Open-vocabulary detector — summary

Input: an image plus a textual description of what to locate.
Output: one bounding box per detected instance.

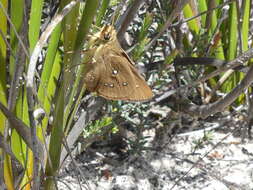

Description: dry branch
[180,48,253,118]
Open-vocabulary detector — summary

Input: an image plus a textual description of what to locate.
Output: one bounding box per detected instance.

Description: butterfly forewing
[84,25,153,101]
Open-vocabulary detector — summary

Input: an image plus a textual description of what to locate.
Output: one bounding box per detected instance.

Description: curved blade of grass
[4,155,14,190]
[44,83,64,189]
[37,9,62,105]
[37,24,62,129]
[20,150,33,190]
[36,22,62,190]
[62,1,80,61]
[208,3,224,59]
[241,0,250,52]
[41,51,62,135]
[222,1,238,92]
[0,0,8,134]
[197,0,207,26]
[26,0,80,90]
[29,0,44,51]
[61,0,81,128]
[237,0,249,103]
[183,3,199,34]
[198,0,224,59]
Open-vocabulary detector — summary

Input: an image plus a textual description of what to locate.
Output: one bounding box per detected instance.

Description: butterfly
[84,25,153,101]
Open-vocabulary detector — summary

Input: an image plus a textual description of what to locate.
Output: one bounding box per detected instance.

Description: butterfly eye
[104,33,111,40]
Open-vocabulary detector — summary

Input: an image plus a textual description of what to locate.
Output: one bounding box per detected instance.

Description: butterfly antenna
[85,24,101,40]
[111,12,116,26]
[111,2,123,27]
[112,1,127,30]
[65,50,74,54]
[92,24,102,31]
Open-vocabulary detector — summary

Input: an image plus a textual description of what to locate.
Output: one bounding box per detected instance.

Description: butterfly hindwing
[84,25,153,101]
[96,49,152,101]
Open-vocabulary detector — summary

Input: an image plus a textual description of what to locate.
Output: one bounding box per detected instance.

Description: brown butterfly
[84,25,153,101]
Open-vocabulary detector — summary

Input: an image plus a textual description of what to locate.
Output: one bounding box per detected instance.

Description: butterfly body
[84,25,153,101]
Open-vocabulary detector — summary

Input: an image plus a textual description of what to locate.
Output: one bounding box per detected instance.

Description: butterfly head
[99,25,117,41]
[89,25,117,48]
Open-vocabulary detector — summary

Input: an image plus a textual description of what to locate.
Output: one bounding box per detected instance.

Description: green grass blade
[4,155,15,190]
[38,24,62,106]
[0,0,8,135]
[227,2,237,61]
[198,0,207,27]
[241,0,250,52]
[44,83,64,189]
[183,3,199,34]
[222,2,238,93]
[9,0,24,76]
[96,0,110,26]
[29,0,44,50]
[41,51,62,135]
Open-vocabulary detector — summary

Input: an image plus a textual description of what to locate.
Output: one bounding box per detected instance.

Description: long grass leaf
[96,0,110,26]
[38,24,62,106]
[183,3,199,34]
[222,1,238,93]
[29,0,44,51]
[0,0,8,134]
[241,0,250,52]
[4,155,14,190]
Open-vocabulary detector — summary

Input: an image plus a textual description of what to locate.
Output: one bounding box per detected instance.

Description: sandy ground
[59,113,253,190]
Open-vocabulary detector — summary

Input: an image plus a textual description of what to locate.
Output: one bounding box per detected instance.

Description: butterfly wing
[84,61,101,92]
[95,49,153,101]
[84,25,153,101]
